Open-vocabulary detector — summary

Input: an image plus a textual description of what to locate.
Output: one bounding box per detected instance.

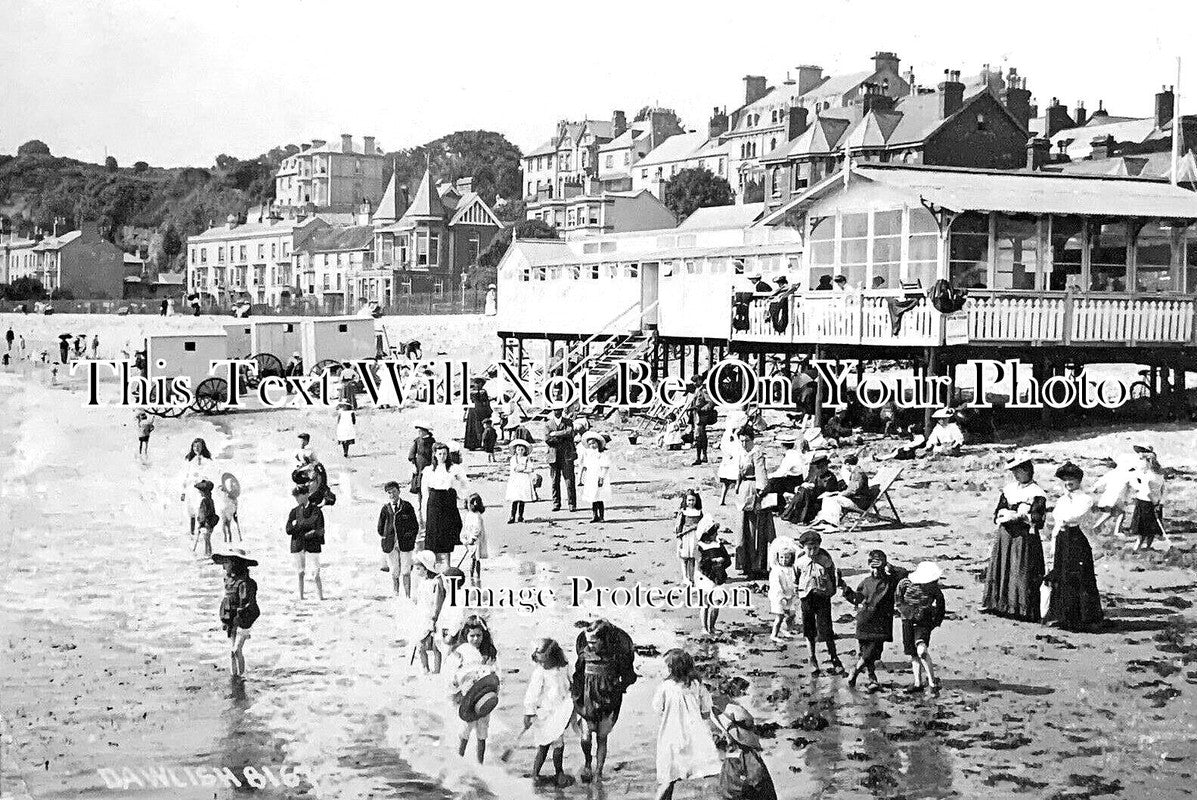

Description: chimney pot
[341,134,353,153]
[363,136,376,155]
[743,75,769,106]
[1156,86,1175,129]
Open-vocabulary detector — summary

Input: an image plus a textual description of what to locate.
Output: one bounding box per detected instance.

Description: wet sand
[3,315,1197,799]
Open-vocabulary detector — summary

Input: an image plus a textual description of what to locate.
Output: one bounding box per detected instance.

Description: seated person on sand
[821,410,863,447]
[780,452,845,524]
[657,416,688,451]
[922,408,964,455]
[761,434,811,500]
[813,454,881,528]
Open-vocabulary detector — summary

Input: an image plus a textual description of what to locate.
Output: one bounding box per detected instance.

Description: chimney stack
[1026,137,1050,170]
[1156,85,1175,129]
[904,67,916,95]
[612,110,627,138]
[872,51,900,76]
[364,136,376,155]
[787,106,810,141]
[1090,134,1117,160]
[744,75,769,105]
[862,82,897,115]
[795,65,823,95]
[454,177,474,194]
[1002,74,1032,133]
[708,107,730,138]
[1074,101,1088,127]
[1045,98,1075,138]
[341,134,354,153]
[938,70,965,119]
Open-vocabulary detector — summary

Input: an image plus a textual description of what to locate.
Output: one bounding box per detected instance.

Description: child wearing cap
[896,561,946,695]
[841,550,907,691]
[794,530,845,675]
[214,548,259,678]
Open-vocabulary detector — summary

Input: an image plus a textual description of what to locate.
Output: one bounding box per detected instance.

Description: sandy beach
[4,312,1197,800]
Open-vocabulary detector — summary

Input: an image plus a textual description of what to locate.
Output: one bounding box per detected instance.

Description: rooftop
[297,225,376,254]
[677,203,766,230]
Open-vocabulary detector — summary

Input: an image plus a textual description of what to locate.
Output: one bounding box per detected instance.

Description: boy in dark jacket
[286,487,325,600]
[481,418,498,462]
[195,479,219,557]
[896,561,946,695]
[841,550,908,691]
[408,423,435,523]
[378,480,420,598]
[213,548,259,678]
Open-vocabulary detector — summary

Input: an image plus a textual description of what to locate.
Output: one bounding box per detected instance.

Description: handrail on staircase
[546,298,660,377]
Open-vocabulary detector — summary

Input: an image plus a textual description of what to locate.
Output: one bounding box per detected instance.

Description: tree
[662,167,734,221]
[105,156,118,173]
[5,276,46,300]
[384,130,523,207]
[160,223,183,268]
[470,218,558,287]
[17,140,51,157]
[133,161,149,174]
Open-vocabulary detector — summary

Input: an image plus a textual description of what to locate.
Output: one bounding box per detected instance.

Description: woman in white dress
[578,432,613,523]
[179,438,215,537]
[717,410,747,505]
[505,440,535,523]
[653,648,721,800]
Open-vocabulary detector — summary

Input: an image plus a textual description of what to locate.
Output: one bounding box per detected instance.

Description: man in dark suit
[378,481,420,598]
[544,409,577,512]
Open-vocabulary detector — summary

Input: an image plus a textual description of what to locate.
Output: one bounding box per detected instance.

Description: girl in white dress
[505,440,535,523]
[522,638,576,788]
[717,410,746,505]
[335,402,357,457]
[460,493,488,586]
[578,432,613,523]
[673,490,707,584]
[179,438,215,537]
[652,649,721,800]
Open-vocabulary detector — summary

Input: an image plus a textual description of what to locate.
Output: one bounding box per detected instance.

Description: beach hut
[143,332,231,416]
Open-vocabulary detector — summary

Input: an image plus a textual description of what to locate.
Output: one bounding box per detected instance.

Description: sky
[2,0,1195,167]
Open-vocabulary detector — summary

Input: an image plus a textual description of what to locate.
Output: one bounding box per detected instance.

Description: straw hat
[412,421,431,432]
[510,439,531,453]
[715,704,762,750]
[1132,444,1155,454]
[809,450,830,465]
[931,407,956,420]
[909,561,942,584]
[212,546,258,567]
[581,431,605,447]
[1005,455,1034,471]
[413,550,439,573]
[457,673,500,722]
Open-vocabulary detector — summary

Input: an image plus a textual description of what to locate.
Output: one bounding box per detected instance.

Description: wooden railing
[735,289,1197,347]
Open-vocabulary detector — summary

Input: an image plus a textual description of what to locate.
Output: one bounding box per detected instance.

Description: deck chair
[844,465,905,534]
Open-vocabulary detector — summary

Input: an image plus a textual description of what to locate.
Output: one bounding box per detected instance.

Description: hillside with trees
[0,131,524,276]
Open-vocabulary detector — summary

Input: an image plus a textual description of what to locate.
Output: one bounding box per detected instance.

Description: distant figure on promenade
[5,327,13,351]
[58,334,70,364]
[160,299,168,316]
[213,547,259,679]
[545,409,577,513]
[982,456,1046,622]
[484,284,497,316]
[90,335,99,359]
[134,410,154,460]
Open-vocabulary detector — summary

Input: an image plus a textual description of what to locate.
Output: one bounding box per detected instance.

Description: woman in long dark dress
[421,442,469,567]
[734,427,775,580]
[1043,462,1104,631]
[982,456,1046,621]
[463,379,493,451]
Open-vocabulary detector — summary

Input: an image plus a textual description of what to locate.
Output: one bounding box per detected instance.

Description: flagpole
[1172,56,1182,186]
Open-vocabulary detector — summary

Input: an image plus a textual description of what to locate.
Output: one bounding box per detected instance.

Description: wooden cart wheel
[145,384,187,418]
[248,352,285,388]
[194,377,229,415]
[307,359,342,398]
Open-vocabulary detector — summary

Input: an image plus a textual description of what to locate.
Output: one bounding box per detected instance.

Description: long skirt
[424,487,462,553]
[1043,526,1103,631]
[780,487,821,524]
[982,523,1045,622]
[1130,500,1164,546]
[736,509,775,579]
[463,407,488,450]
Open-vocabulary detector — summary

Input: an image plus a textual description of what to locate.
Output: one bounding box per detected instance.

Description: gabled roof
[762,115,854,162]
[1050,117,1156,160]
[373,171,409,225]
[762,163,1197,225]
[400,169,446,222]
[525,139,556,159]
[449,192,504,228]
[841,110,902,150]
[637,132,709,167]
[677,203,766,230]
[298,225,375,254]
[600,125,647,151]
[32,230,83,251]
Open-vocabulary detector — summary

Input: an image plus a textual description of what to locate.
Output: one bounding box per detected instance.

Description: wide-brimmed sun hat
[909,561,942,584]
[1005,455,1034,471]
[1055,462,1084,481]
[809,450,830,464]
[510,439,531,453]
[581,431,605,447]
[1133,444,1155,454]
[212,546,258,567]
[412,420,431,432]
[413,550,439,573]
[931,407,956,419]
[715,704,762,750]
[458,673,500,722]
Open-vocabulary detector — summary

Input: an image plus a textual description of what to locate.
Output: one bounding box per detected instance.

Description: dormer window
[976,113,987,131]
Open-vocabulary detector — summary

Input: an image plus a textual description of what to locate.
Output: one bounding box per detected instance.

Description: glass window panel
[809,217,835,241]
[840,239,867,266]
[873,236,901,265]
[1049,217,1084,291]
[1090,222,1128,291]
[810,240,835,267]
[994,215,1039,290]
[907,261,937,289]
[1135,222,1174,292]
[949,214,990,288]
[841,213,868,238]
[873,210,902,236]
[909,208,939,234]
[909,234,938,263]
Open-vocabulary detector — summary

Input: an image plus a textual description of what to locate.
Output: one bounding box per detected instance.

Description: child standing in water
[523,638,576,788]
[213,547,259,678]
[695,525,731,635]
[448,615,499,764]
[195,480,219,557]
[460,493,489,586]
